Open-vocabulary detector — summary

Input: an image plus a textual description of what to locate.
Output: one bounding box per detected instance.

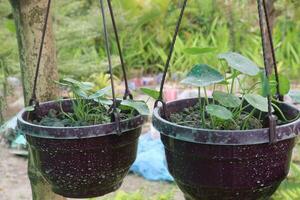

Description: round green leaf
[181,64,224,87]
[121,99,150,116]
[218,52,260,76]
[183,47,216,55]
[140,88,160,100]
[244,94,270,112]
[206,104,233,120]
[213,91,242,108]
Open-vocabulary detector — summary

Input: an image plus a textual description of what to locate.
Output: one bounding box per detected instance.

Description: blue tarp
[130,133,174,182]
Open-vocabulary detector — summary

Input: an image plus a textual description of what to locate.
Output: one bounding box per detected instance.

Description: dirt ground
[0,144,184,200]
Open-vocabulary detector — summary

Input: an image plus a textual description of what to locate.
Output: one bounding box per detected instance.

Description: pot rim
[153,98,300,145]
[18,99,147,139]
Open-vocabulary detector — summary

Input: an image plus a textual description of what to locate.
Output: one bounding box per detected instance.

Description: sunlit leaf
[213,91,241,108]
[121,99,150,115]
[183,47,216,55]
[89,86,111,99]
[80,82,95,90]
[244,94,270,112]
[218,52,260,76]
[5,20,16,33]
[181,64,224,87]
[140,88,160,100]
[206,104,233,120]
[63,77,81,85]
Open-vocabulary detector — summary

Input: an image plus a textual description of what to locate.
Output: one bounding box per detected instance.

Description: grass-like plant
[28,78,149,127]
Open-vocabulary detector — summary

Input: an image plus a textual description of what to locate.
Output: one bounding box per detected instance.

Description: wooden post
[9,0,65,199]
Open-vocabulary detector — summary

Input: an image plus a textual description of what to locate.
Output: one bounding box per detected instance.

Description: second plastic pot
[153,98,300,200]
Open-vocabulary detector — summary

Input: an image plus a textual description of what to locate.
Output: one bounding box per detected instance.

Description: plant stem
[204,87,215,128]
[230,70,236,94]
[271,103,289,122]
[242,109,256,130]
[203,87,209,104]
[198,87,206,128]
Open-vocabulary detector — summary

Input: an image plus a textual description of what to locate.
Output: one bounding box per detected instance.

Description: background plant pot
[153,98,300,200]
[17,99,147,198]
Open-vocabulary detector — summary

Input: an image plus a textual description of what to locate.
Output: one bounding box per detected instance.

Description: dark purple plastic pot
[153,98,300,200]
[17,99,147,198]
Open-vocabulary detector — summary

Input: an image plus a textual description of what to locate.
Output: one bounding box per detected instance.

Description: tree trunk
[9,0,65,199]
[9,0,59,105]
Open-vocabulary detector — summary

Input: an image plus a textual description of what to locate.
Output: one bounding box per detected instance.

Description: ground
[0,144,184,200]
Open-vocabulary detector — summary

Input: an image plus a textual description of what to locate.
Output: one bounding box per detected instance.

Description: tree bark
[9,0,59,105]
[9,0,65,199]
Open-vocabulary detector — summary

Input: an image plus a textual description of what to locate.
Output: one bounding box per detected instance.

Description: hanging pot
[153,98,300,200]
[17,99,147,198]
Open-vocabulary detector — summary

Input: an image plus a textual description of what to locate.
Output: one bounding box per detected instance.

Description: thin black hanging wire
[154,0,188,111]
[106,0,132,100]
[261,0,282,101]
[29,0,52,106]
[257,0,278,143]
[99,0,121,134]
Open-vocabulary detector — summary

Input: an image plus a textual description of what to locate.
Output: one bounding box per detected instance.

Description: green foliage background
[1,0,300,81]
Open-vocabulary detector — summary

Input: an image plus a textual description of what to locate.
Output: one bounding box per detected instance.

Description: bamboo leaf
[140,88,160,100]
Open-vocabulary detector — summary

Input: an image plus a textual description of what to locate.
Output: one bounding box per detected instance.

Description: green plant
[28,77,149,127]
[148,52,297,130]
[272,163,300,200]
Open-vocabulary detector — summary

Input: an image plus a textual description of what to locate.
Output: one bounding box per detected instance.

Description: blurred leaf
[93,98,113,105]
[73,88,88,98]
[121,100,150,115]
[206,104,233,120]
[218,52,260,76]
[261,72,270,97]
[140,87,160,100]
[181,64,224,87]
[244,94,270,112]
[5,20,16,33]
[289,91,300,104]
[270,75,290,96]
[213,91,241,108]
[183,47,216,55]
[25,106,35,112]
[89,86,111,99]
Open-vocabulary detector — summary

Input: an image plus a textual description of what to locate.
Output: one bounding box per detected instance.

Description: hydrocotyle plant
[147,52,297,130]
[27,78,149,127]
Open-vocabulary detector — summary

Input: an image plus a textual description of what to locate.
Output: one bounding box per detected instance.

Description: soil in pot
[169,101,292,130]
